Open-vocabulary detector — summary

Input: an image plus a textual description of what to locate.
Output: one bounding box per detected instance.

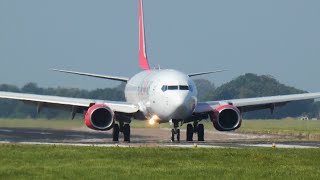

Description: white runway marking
[0,141,318,149]
[240,144,318,149]
[24,131,52,135]
[163,144,224,148]
[66,135,86,138]
[17,142,130,148]
[0,129,14,133]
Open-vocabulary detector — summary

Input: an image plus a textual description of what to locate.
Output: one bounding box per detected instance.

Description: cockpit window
[179,85,189,90]
[168,86,179,90]
[162,85,191,91]
[161,85,168,92]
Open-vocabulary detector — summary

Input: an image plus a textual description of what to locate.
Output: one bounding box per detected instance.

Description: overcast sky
[0,0,320,92]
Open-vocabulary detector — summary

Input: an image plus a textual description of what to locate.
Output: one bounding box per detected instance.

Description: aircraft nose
[169,92,195,119]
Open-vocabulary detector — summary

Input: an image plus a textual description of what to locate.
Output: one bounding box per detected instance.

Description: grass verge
[0,144,319,179]
[237,119,320,140]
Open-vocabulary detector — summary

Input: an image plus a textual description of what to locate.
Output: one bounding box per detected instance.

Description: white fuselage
[125,69,198,122]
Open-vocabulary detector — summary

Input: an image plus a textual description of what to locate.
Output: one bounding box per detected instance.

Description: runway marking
[76,139,108,142]
[16,142,130,148]
[24,131,52,135]
[1,141,318,149]
[240,144,319,149]
[0,129,14,133]
[163,144,225,148]
[66,135,86,138]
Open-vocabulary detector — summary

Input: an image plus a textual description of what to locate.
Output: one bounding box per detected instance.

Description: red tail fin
[139,0,150,70]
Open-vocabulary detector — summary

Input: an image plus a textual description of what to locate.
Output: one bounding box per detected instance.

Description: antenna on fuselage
[152,65,161,70]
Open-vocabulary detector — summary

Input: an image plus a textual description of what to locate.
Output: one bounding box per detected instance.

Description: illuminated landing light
[149,119,155,125]
[149,115,159,125]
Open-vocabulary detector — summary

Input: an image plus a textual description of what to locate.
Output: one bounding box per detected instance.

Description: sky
[0,0,320,92]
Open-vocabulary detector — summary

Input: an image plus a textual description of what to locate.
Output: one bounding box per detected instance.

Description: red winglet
[139,0,150,70]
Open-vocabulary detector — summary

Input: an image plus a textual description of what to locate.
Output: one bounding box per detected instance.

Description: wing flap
[0,91,139,113]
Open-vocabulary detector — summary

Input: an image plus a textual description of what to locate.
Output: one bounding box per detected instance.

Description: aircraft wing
[0,91,139,114]
[52,69,129,82]
[194,92,320,113]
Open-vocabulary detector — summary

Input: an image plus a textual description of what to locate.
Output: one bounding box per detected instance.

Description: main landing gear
[186,121,204,142]
[170,120,205,142]
[112,122,131,142]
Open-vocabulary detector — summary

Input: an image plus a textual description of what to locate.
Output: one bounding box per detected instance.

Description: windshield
[161,85,190,92]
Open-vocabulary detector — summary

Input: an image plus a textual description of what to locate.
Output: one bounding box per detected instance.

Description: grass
[0,144,319,179]
[237,119,320,140]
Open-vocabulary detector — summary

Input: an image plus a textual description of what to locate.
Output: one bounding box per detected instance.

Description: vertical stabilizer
[139,0,150,70]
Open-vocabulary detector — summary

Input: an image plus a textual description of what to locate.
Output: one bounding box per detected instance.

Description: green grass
[0,144,319,180]
[237,119,320,140]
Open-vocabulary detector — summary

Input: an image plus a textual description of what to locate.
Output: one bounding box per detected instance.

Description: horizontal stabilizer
[52,69,129,82]
[188,70,226,77]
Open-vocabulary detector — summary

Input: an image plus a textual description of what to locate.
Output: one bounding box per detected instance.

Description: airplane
[1,0,320,142]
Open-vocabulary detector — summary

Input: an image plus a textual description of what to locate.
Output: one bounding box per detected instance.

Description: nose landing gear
[171,119,181,142]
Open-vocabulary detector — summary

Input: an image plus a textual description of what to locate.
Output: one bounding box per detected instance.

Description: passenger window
[179,85,189,90]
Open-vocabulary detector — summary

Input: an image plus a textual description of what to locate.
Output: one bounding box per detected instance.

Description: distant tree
[209,73,313,119]
[0,82,124,119]
[0,84,20,92]
[0,75,318,119]
[22,83,43,94]
[193,79,215,101]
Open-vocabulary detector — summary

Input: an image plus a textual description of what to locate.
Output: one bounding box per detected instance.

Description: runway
[0,127,319,148]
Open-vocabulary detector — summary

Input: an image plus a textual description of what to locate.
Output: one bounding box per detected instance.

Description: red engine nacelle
[210,105,242,131]
[85,104,114,131]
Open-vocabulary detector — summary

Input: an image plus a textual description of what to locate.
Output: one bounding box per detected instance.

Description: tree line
[0,73,318,119]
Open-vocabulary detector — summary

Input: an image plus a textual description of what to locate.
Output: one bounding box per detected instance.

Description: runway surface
[0,127,319,148]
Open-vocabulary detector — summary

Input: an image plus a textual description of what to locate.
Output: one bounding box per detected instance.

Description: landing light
[148,115,159,125]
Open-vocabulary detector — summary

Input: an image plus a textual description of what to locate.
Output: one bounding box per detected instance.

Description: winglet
[139,0,150,70]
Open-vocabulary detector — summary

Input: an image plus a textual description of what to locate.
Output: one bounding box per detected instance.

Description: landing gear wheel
[186,124,193,142]
[171,120,181,142]
[123,124,131,142]
[197,124,204,141]
[171,129,175,142]
[176,129,180,142]
[112,124,120,142]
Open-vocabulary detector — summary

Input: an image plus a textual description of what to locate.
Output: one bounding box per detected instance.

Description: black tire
[123,124,131,142]
[176,129,180,142]
[171,129,175,142]
[186,124,193,142]
[197,124,204,141]
[112,124,120,142]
